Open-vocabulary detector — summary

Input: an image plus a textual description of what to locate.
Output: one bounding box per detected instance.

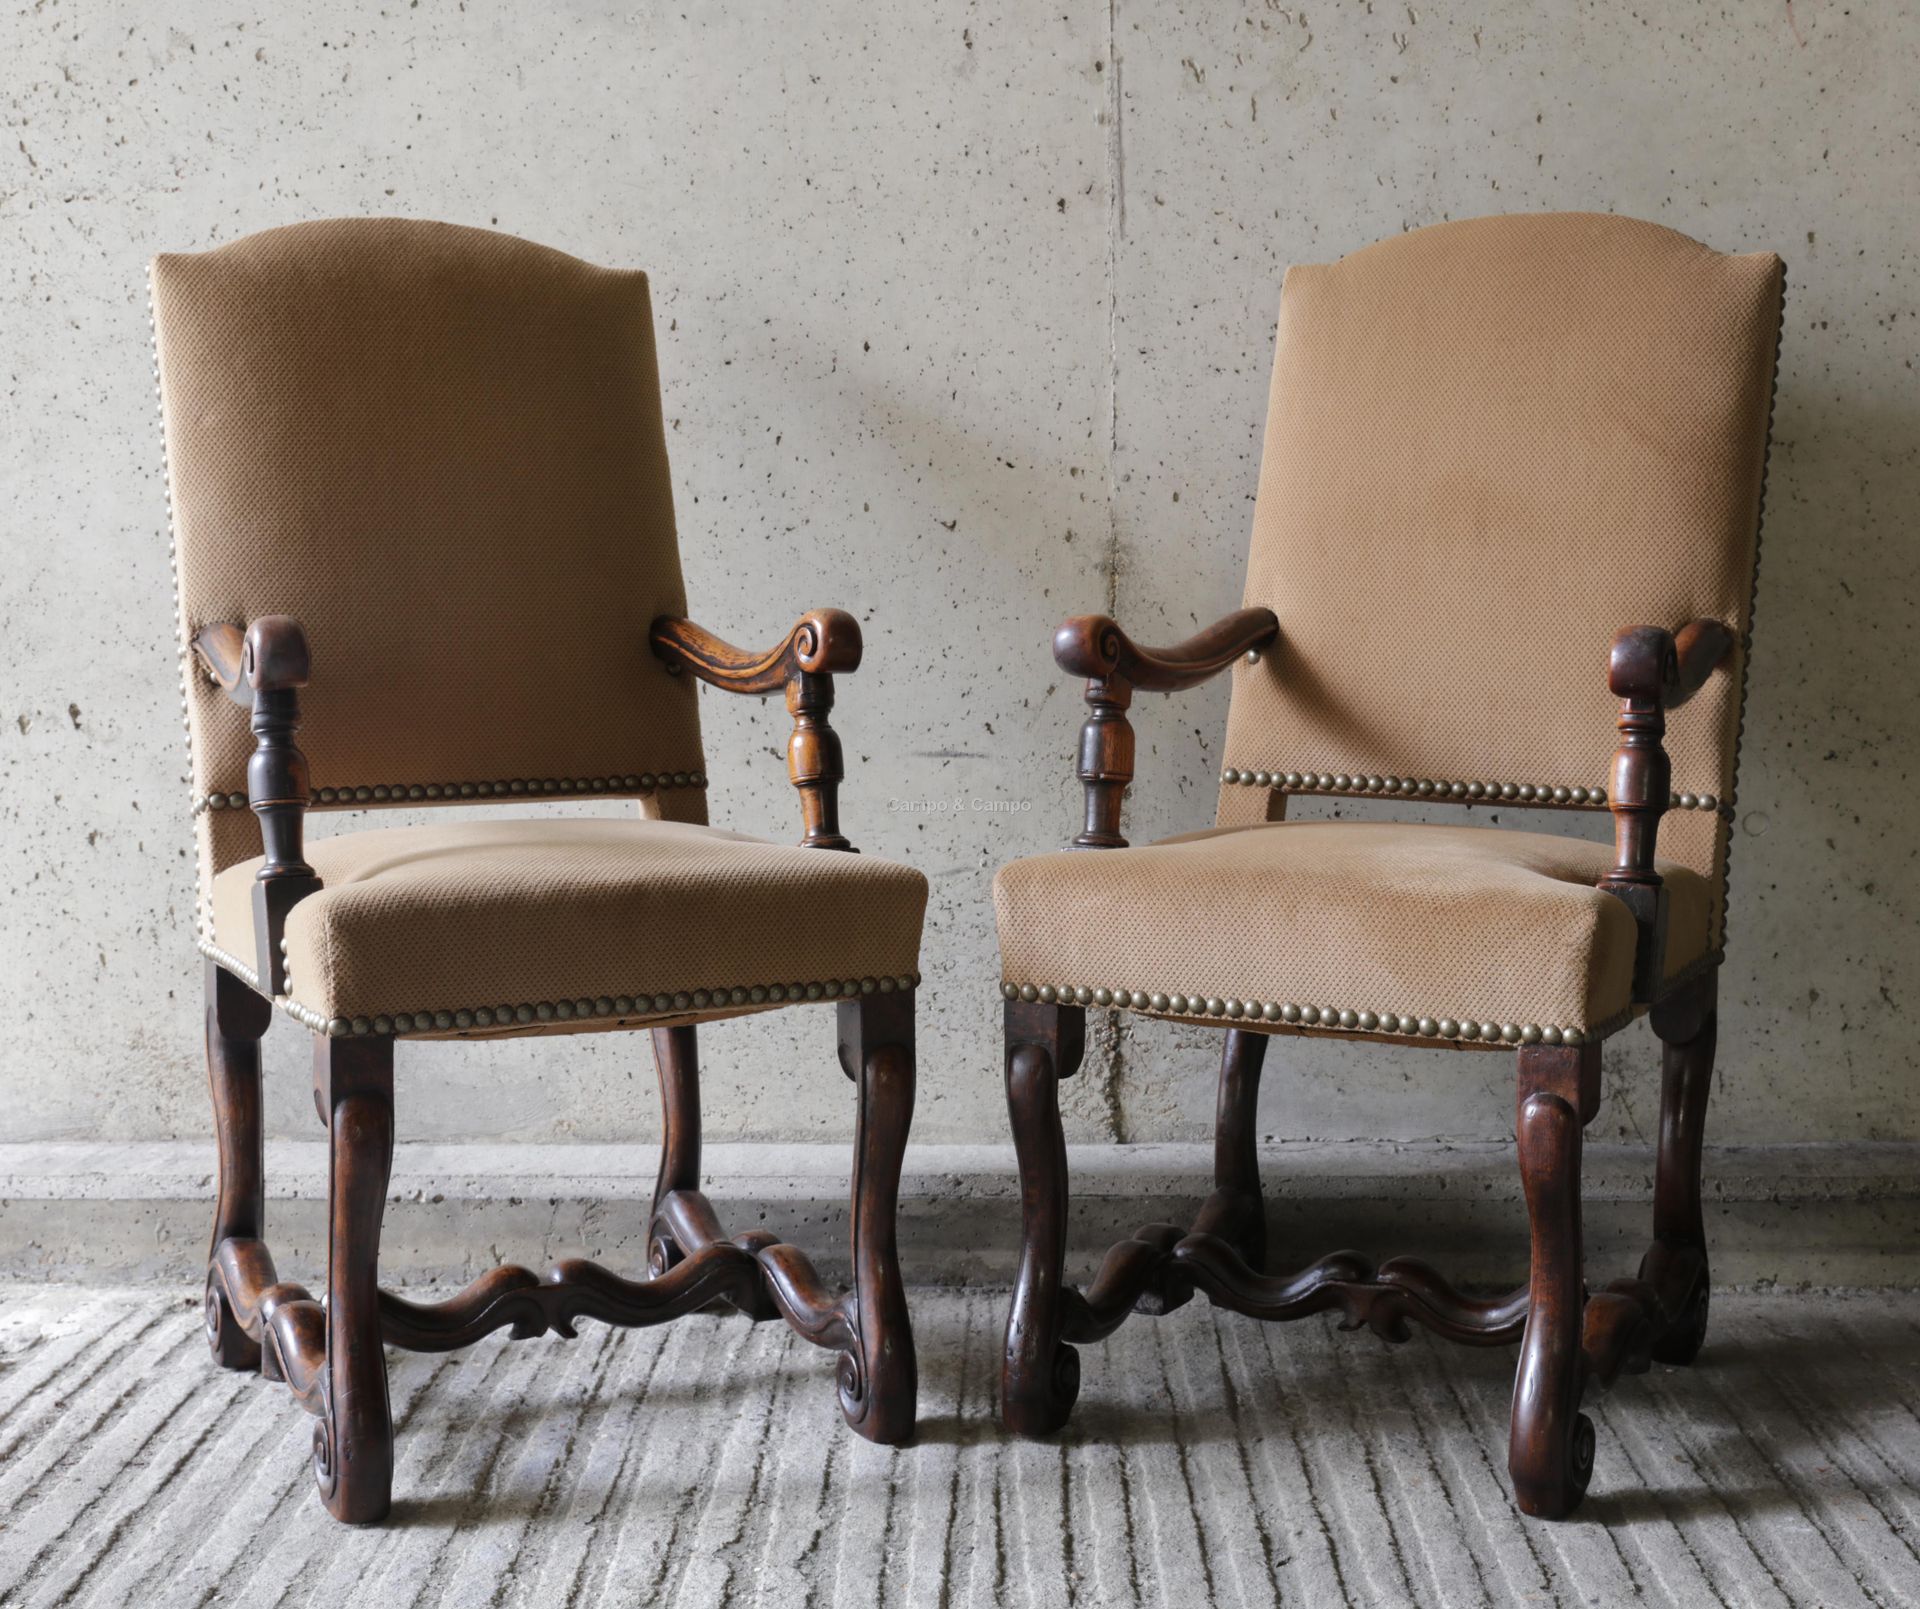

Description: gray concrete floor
[1,1288,1917,1607]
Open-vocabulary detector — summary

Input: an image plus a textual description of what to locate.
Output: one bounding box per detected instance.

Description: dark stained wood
[1052,607,1280,692]
[834,990,918,1443]
[649,608,862,692]
[1053,608,1278,850]
[1645,971,1719,1364]
[1068,672,1135,850]
[225,1029,394,1523]
[202,993,926,1516]
[1600,668,1673,998]
[1001,1000,1086,1435]
[1608,619,1736,711]
[786,671,851,851]
[1192,1029,1269,1272]
[1060,1221,1528,1350]
[648,1025,701,1278]
[190,621,248,701]
[377,1244,786,1350]
[315,1032,395,1524]
[1509,1047,1595,1520]
[1600,618,1734,1001]
[1517,1038,1603,1128]
[250,619,320,993]
[191,617,321,992]
[646,1024,776,1339]
[650,610,861,849]
[204,958,273,1368]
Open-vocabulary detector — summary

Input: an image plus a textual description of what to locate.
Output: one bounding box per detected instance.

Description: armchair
[153,218,923,1523]
[992,212,1784,1519]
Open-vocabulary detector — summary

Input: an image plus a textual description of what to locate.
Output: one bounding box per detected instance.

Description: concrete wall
[3,1,1914,1154]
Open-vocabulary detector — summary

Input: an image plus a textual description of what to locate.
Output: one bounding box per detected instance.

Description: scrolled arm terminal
[650,609,864,850]
[1054,608,1279,692]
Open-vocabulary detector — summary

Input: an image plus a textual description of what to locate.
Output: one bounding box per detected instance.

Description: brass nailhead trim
[198,773,707,815]
[1222,770,1612,806]
[1001,980,1584,1046]
[1219,769,1731,815]
[199,942,916,1037]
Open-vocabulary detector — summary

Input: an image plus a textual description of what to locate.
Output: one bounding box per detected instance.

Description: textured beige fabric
[994,822,1711,1039]
[152,219,707,896]
[1218,213,1783,945]
[212,819,926,1030]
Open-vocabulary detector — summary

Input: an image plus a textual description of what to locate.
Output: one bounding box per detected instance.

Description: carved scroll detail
[375,1238,818,1352]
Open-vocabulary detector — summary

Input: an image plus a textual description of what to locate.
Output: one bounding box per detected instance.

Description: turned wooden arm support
[1053,607,1279,849]
[190,616,319,995]
[1600,619,1736,1000]
[650,610,863,851]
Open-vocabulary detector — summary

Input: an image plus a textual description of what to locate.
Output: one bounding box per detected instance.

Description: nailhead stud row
[1001,981,1584,1046]
[201,773,706,812]
[275,972,921,1037]
[1221,769,1728,813]
[150,272,201,801]
[1223,770,1611,805]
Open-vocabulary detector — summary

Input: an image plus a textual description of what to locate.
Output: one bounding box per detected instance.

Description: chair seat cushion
[210,818,926,1037]
[993,821,1712,1045]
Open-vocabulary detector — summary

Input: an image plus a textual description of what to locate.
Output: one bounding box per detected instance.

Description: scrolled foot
[1513,1410,1595,1520]
[1003,1334,1081,1438]
[204,1267,261,1371]
[834,1311,917,1446]
[1650,1267,1710,1366]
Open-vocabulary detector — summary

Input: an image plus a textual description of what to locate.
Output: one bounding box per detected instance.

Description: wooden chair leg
[1509,1041,1598,1519]
[1645,974,1718,1364]
[836,991,918,1444]
[649,1024,779,1319]
[315,1033,395,1525]
[204,959,273,1369]
[1001,1000,1086,1437]
[647,1025,701,1277]
[1191,1029,1269,1272]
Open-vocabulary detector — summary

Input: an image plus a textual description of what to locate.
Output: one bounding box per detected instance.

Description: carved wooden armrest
[1599,619,1736,1000]
[190,616,319,994]
[649,610,863,851]
[1052,608,1280,849]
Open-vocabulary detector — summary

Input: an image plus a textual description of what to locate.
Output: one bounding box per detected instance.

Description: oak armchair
[993,212,1784,1519]
[153,218,923,1523]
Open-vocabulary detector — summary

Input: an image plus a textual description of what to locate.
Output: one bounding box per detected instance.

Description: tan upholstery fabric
[211,819,926,1033]
[994,822,1712,1041]
[152,219,708,899]
[1218,214,1783,945]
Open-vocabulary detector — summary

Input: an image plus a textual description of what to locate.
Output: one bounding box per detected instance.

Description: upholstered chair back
[1217,212,1784,944]
[152,219,708,906]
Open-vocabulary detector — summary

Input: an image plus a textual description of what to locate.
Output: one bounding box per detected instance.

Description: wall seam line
[1097,0,1129,1141]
